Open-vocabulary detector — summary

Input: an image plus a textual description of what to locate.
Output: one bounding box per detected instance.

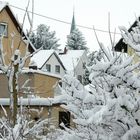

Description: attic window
[55,65,60,73]
[46,64,51,72]
[0,23,7,37]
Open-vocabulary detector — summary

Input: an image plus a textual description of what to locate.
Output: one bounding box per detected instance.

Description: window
[77,75,82,83]
[46,64,51,72]
[83,62,86,69]
[59,111,70,129]
[34,116,39,121]
[58,81,62,87]
[55,65,60,73]
[0,23,7,37]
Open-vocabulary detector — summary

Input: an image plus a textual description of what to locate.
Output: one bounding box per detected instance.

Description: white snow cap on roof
[0,96,66,106]
[31,50,54,68]
[59,50,85,71]
[0,1,7,11]
[22,68,61,79]
[0,70,3,73]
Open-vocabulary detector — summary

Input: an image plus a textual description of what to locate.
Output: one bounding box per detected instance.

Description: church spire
[70,8,76,33]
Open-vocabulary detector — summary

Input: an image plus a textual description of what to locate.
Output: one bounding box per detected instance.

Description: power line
[10,4,121,35]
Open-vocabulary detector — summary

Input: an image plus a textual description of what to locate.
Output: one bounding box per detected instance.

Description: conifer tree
[29,24,60,50]
[66,28,87,50]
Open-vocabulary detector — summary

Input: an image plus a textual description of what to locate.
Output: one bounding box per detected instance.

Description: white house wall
[41,54,66,77]
[75,52,88,83]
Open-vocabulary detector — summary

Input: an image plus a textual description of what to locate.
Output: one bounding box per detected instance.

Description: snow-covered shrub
[0,113,50,140]
[59,20,140,139]
[59,49,140,139]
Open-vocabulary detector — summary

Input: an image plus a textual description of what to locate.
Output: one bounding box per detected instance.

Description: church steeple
[70,9,76,33]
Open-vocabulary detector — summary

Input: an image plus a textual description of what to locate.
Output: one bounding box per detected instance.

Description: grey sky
[8,0,140,51]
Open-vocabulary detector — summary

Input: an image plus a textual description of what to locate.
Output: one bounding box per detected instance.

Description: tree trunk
[12,54,19,126]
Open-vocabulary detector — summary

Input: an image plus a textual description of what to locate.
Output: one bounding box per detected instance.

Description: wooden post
[12,54,19,126]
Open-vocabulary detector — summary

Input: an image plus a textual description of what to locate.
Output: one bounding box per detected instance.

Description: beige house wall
[33,73,60,98]
[128,45,140,64]
[0,72,74,129]
[18,73,34,97]
[0,73,9,98]
[0,73,34,98]
[0,72,60,98]
[0,105,73,129]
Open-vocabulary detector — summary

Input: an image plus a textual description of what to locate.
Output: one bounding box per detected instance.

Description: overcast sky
[7,0,140,51]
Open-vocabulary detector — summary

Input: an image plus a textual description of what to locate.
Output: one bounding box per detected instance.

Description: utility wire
[10,4,121,35]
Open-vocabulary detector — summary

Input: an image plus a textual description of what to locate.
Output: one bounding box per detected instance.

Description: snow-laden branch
[59,39,140,139]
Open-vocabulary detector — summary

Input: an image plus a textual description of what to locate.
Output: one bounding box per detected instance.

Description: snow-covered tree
[83,51,103,85]
[60,51,140,140]
[66,28,87,50]
[29,24,60,50]
[58,20,140,140]
[0,108,49,140]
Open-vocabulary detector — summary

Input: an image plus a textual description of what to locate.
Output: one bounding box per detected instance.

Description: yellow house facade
[0,69,61,98]
[115,17,140,63]
[20,69,61,98]
[0,2,35,66]
[0,69,73,129]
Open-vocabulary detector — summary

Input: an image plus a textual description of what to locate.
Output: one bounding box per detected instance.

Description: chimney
[59,47,68,55]
[64,47,67,54]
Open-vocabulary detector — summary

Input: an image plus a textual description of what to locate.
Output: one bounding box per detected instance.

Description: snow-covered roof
[84,84,92,92]
[31,49,86,71]
[59,50,85,71]
[0,70,3,73]
[0,96,67,106]
[0,1,7,11]
[31,50,54,68]
[22,68,61,79]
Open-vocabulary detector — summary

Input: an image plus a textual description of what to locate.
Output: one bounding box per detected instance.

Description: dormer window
[0,23,8,37]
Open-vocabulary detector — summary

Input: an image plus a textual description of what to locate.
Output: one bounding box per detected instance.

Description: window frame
[0,22,8,37]
[55,65,60,73]
[46,64,51,72]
